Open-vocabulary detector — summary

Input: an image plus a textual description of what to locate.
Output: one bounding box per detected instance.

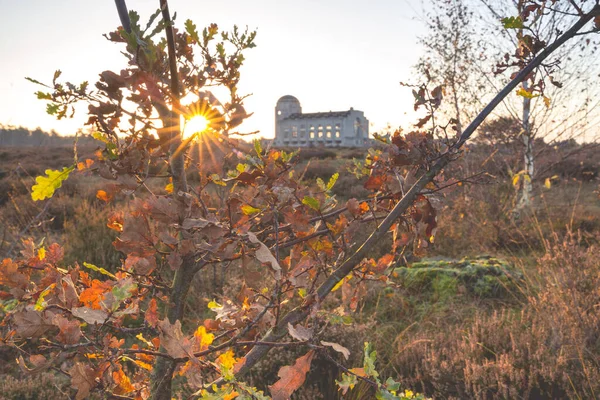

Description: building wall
[273,97,369,148]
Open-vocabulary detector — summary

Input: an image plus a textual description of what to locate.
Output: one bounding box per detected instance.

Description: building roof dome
[277,95,300,104]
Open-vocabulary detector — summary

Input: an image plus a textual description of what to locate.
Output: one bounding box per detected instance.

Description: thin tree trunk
[516,80,534,212]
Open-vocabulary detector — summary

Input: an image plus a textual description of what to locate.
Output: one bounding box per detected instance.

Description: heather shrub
[391,233,600,399]
[62,199,122,270]
[0,372,71,400]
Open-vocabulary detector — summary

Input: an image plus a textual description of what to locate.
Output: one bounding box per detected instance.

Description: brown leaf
[346,198,361,217]
[287,323,312,341]
[54,315,82,344]
[13,309,53,338]
[167,252,183,271]
[269,350,315,400]
[71,307,109,325]
[321,341,350,360]
[247,232,282,279]
[69,362,97,400]
[158,319,192,359]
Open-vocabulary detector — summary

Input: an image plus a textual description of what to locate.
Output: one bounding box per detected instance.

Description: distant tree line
[0,125,97,147]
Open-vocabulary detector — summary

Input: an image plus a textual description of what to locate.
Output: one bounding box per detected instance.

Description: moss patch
[393,255,522,299]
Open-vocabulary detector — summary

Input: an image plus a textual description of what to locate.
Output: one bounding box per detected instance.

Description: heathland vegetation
[1,1,600,399]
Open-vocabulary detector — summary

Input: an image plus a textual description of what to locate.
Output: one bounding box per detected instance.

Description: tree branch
[223,2,600,384]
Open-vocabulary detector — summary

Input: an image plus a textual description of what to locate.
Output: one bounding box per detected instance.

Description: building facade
[273,95,369,147]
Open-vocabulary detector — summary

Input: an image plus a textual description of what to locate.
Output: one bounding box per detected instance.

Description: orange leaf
[96,189,113,202]
[269,350,315,400]
[112,367,135,395]
[79,279,112,310]
[145,298,159,328]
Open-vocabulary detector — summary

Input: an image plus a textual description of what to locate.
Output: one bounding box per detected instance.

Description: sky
[0,0,427,139]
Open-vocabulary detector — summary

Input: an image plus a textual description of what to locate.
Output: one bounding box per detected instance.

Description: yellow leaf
[512,174,520,186]
[208,300,222,310]
[31,166,74,201]
[516,88,537,99]
[165,181,173,194]
[37,247,46,260]
[543,96,551,108]
[194,326,214,349]
[217,350,236,370]
[83,262,117,280]
[136,333,154,348]
[223,391,239,400]
[34,283,55,311]
[544,178,551,189]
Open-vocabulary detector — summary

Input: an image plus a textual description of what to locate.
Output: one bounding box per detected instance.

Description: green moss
[393,255,521,299]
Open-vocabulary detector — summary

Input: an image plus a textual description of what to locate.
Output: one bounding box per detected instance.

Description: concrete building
[273,95,369,147]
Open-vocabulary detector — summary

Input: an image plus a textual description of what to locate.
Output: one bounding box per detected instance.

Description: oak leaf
[321,341,350,360]
[269,350,315,400]
[145,298,159,328]
[54,315,82,344]
[287,323,312,341]
[158,319,192,359]
[13,309,53,338]
[71,307,109,325]
[69,362,97,400]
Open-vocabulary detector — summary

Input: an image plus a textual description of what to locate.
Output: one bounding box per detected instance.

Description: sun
[182,115,209,139]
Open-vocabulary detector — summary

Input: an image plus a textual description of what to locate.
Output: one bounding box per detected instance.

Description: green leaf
[83,262,117,280]
[31,166,74,201]
[35,91,52,100]
[327,172,339,190]
[241,204,261,215]
[25,77,44,86]
[112,281,137,305]
[316,177,327,192]
[184,19,200,43]
[46,103,59,115]
[363,342,379,379]
[144,8,162,34]
[253,138,262,158]
[336,373,358,395]
[92,131,110,144]
[52,70,62,83]
[302,196,320,211]
[501,16,524,29]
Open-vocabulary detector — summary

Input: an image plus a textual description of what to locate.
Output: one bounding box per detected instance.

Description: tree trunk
[516,80,534,212]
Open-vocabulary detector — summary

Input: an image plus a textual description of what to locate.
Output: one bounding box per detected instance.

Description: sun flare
[182,115,209,139]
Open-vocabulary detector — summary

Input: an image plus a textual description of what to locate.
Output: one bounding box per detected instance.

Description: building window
[326,125,332,130]
[310,132,315,139]
[300,128,306,137]
[318,131,323,138]
[326,131,332,138]
[284,128,289,138]
[310,125,315,131]
[335,131,340,138]
[318,125,323,131]
[335,123,340,129]
[292,125,298,138]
